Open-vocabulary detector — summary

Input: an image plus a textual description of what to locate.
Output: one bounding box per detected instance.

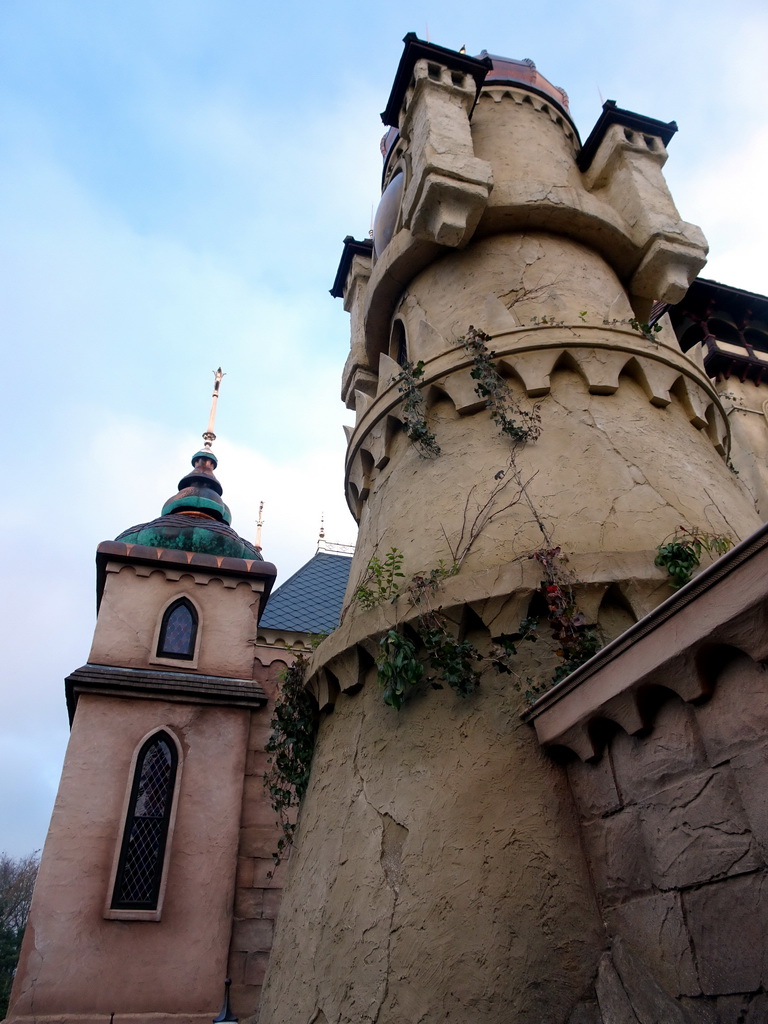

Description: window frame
[104,728,182,922]
[151,594,202,669]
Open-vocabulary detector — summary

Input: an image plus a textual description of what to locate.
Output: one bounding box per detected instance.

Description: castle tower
[257,37,764,1023]
[7,381,283,1024]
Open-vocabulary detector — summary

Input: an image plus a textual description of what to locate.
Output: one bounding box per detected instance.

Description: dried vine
[362,323,604,708]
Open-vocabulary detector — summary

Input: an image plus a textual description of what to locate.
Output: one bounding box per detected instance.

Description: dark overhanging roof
[578,99,677,172]
[330,236,373,299]
[259,550,353,634]
[380,33,492,129]
[673,277,768,318]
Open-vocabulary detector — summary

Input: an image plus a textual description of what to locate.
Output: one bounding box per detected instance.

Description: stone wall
[567,649,768,1022]
[227,650,292,1020]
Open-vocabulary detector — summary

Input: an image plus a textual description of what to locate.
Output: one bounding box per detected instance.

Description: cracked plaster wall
[717,378,768,519]
[261,65,762,1021]
[262,241,762,1024]
[258,663,604,1024]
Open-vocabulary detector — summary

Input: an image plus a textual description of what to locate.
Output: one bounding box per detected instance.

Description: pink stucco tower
[6,439,283,1024]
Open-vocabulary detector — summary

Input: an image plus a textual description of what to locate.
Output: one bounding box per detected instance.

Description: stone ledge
[305,552,669,711]
[65,663,268,723]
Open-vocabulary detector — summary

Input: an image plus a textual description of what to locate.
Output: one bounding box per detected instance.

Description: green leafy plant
[655,526,733,589]
[418,617,482,698]
[490,618,539,674]
[263,654,317,868]
[308,631,330,649]
[377,630,424,709]
[393,359,441,458]
[600,315,663,342]
[460,326,542,443]
[353,547,405,609]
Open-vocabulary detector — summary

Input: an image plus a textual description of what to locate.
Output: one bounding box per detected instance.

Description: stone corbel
[398,59,493,248]
[629,234,708,308]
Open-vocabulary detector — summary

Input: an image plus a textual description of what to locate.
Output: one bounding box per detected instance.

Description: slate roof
[259,550,353,634]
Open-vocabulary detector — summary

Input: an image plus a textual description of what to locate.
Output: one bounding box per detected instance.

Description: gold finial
[202,367,225,450]
[255,501,264,551]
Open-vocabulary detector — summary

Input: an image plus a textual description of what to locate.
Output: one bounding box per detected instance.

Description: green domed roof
[117,513,262,560]
[116,447,262,561]
[161,450,232,523]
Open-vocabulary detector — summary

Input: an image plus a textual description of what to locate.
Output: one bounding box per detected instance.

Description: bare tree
[0,851,39,1017]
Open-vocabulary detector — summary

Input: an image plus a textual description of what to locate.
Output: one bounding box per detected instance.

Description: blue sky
[1,0,767,856]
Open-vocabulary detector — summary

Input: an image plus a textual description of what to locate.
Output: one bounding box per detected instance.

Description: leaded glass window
[111,732,178,910]
[157,598,197,660]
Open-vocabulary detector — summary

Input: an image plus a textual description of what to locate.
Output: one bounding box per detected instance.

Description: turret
[257,36,763,1024]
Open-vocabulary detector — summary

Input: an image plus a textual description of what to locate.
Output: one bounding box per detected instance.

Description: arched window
[390,320,408,367]
[111,731,178,911]
[156,598,198,660]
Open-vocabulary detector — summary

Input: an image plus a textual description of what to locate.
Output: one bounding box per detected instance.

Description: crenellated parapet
[334,38,708,379]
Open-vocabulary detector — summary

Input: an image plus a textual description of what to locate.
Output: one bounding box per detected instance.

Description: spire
[161,367,231,523]
[115,367,264,560]
[255,501,264,552]
[202,367,225,451]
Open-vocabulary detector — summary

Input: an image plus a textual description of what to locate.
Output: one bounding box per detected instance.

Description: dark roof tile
[259,551,353,633]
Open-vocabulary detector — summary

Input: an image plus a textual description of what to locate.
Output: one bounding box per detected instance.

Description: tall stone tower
[257,36,763,1023]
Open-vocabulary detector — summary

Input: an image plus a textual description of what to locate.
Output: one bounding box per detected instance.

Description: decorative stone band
[65,663,268,725]
[477,85,579,151]
[345,328,729,521]
[301,549,670,713]
[96,540,277,611]
[522,521,768,761]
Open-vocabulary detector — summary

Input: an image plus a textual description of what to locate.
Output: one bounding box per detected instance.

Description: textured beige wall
[8,695,249,1023]
[89,564,262,678]
[258,665,603,1024]
[567,649,768,1020]
[718,378,768,518]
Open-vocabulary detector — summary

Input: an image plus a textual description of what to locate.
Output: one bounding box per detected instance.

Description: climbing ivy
[393,360,441,458]
[460,326,542,443]
[377,630,424,709]
[263,654,317,868]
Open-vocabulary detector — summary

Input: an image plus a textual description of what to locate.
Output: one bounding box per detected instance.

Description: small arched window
[111,731,178,911]
[156,598,198,660]
[390,320,408,367]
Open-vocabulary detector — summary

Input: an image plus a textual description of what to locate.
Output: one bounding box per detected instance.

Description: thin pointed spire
[255,501,264,552]
[202,367,226,450]
[319,512,325,543]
